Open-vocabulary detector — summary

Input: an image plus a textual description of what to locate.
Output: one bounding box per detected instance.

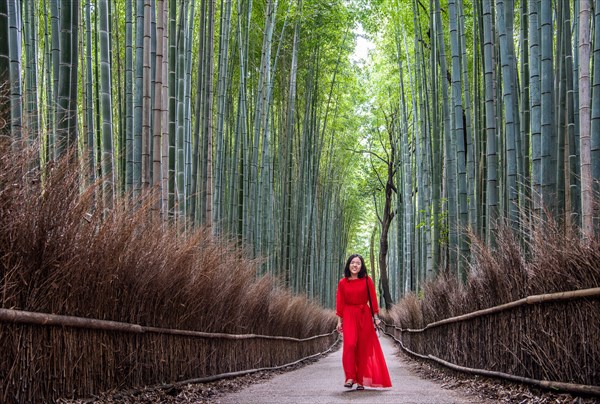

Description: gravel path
[215,335,490,404]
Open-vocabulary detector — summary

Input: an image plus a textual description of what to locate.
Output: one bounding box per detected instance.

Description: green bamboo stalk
[474,0,486,238]
[449,0,468,278]
[125,0,134,192]
[40,0,54,161]
[8,0,22,141]
[93,2,102,190]
[214,0,233,232]
[184,1,196,216]
[395,12,412,293]
[540,0,556,212]
[579,0,593,236]
[251,0,277,253]
[482,0,498,246]
[148,1,156,186]
[191,0,207,224]
[175,1,188,222]
[415,1,433,280]
[99,0,114,210]
[562,0,579,227]
[519,0,530,226]
[555,2,566,219]
[591,0,600,198]
[507,1,521,223]
[496,0,519,228]
[84,0,95,184]
[260,2,289,270]
[410,0,430,281]
[0,0,9,138]
[160,0,169,214]
[112,0,124,193]
[152,0,166,215]
[141,0,152,189]
[435,0,457,268]
[428,0,441,272]
[49,0,59,156]
[56,0,79,157]
[234,0,251,240]
[133,0,144,194]
[573,0,581,154]
[458,0,476,237]
[181,1,196,223]
[280,0,302,279]
[23,0,40,145]
[205,0,216,230]
[529,0,542,215]
[167,0,176,218]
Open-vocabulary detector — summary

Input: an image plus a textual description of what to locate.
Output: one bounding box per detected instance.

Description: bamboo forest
[1,0,599,402]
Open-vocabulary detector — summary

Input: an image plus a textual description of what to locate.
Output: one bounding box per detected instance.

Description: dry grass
[0,143,336,402]
[388,212,600,389]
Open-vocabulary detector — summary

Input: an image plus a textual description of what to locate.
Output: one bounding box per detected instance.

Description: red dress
[336,276,392,388]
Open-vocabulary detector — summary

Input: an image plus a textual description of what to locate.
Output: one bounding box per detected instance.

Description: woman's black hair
[344,254,368,278]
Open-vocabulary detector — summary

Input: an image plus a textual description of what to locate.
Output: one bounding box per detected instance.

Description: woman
[336,253,392,390]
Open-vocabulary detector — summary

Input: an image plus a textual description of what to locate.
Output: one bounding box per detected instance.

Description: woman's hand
[336,320,343,333]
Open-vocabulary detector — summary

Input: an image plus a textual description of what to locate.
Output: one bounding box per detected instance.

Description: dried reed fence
[383,287,600,396]
[1,308,337,402]
[0,144,338,402]
[385,217,600,397]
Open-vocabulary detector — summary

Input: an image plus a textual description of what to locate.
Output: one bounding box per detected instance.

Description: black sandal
[356,385,365,390]
[344,379,354,388]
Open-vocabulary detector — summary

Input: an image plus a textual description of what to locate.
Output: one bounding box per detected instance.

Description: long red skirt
[341,304,392,388]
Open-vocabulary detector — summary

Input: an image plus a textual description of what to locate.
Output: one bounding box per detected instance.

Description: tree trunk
[379,168,396,310]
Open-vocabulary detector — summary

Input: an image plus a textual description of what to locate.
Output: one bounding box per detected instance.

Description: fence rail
[388,287,600,333]
[383,286,600,397]
[0,307,335,341]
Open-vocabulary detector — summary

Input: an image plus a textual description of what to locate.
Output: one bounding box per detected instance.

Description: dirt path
[215,335,490,404]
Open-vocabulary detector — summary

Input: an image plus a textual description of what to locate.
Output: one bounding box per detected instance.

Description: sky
[350,23,375,65]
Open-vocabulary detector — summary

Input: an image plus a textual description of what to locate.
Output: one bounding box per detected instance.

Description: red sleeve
[335,278,345,317]
[367,276,379,314]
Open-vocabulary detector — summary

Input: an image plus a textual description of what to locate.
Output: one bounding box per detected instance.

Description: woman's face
[349,257,362,277]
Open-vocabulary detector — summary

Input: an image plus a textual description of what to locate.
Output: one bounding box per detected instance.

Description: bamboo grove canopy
[0,0,599,306]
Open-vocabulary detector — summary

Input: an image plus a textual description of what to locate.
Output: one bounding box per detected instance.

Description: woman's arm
[367,276,381,326]
[336,315,343,333]
[335,279,345,332]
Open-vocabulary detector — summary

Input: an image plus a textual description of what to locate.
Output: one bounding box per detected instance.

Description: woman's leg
[341,310,359,382]
[355,310,372,385]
